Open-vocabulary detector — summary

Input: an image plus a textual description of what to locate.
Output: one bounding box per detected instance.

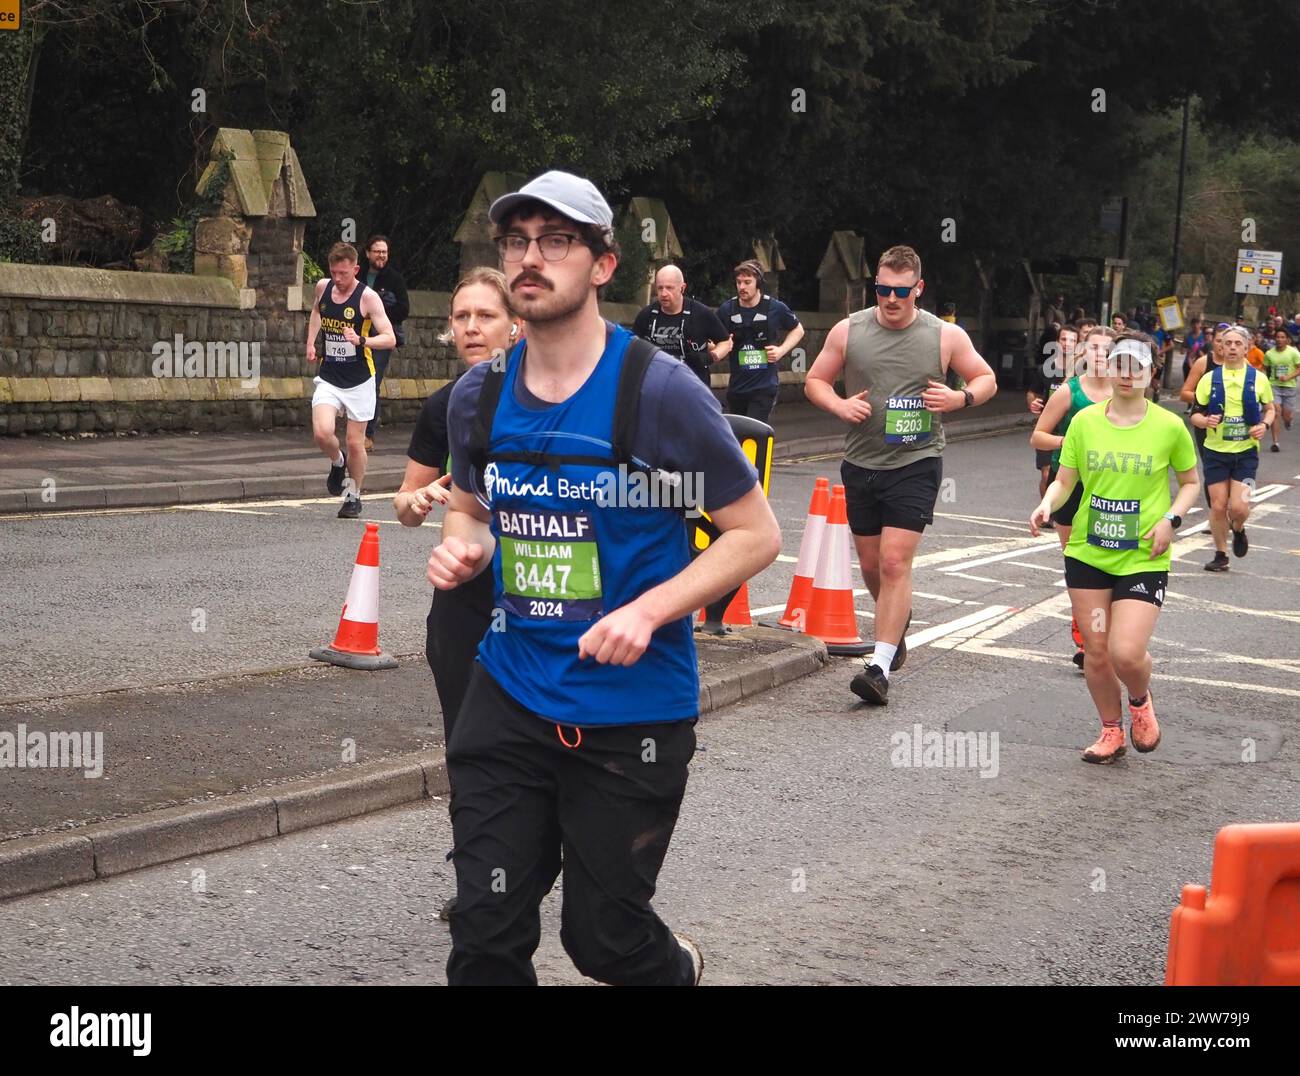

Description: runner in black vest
[394,266,522,923]
[305,242,396,518]
[632,265,731,387]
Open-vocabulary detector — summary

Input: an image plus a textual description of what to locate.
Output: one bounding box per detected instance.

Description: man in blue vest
[1191,324,1275,571]
[427,170,782,986]
[716,260,804,422]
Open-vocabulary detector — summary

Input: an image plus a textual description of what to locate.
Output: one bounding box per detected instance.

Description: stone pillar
[816,231,866,315]
[192,128,315,311]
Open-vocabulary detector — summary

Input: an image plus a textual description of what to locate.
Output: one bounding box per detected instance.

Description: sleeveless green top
[1051,376,1097,467]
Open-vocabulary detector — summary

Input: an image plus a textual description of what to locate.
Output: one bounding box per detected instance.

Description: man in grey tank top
[805,245,998,706]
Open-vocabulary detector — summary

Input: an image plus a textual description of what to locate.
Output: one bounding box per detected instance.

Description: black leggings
[425,571,495,743]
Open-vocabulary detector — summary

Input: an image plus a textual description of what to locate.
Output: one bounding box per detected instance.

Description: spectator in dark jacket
[356,234,410,446]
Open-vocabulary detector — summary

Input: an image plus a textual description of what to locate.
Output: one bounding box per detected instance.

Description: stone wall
[1,268,835,437]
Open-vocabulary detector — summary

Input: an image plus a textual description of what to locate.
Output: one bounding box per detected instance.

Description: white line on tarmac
[1164,591,1300,624]
[1177,484,1290,536]
[1005,561,1063,573]
[903,604,1016,648]
[953,639,1300,699]
[938,536,1060,573]
[945,572,1027,585]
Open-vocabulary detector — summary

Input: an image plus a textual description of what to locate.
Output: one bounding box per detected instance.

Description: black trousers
[425,571,495,743]
[445,665,697,986]
[726,386,778,424]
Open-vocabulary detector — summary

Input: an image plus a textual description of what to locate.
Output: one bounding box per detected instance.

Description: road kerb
[0,634,825,903]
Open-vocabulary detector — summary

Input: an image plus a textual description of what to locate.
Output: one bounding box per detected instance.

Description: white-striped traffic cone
[310,522,399,671]
[803,484,871,656]
[772,477,830,630]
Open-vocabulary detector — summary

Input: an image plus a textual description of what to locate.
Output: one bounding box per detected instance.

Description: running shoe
[1271,443,1281,452]
[365,436,374,451]
[890,611,913,672]
[673,933,704,986]
[338,495,362,519]
[1070,616,1084,649]
[1072,650,1085,669]
[1128,693,1161,753]
[1232,527,1249,558]
[1082,724,1126,764]
[327,450,347,496]
[1203,551,1230,572]
[850,663,889,706]
[439,895,457,922]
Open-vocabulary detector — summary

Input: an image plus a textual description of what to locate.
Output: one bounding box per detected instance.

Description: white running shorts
[312,376,376,422]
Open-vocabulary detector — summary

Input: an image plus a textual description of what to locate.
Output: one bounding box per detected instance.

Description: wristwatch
[962,389,974,408]
[1163,512,1182,529]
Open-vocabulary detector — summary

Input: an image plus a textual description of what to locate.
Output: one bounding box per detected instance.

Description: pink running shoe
[1082,724,1127,764]
[1128,692,1161,753]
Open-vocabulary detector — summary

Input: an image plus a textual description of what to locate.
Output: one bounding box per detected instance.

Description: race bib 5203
[884,396,932,445]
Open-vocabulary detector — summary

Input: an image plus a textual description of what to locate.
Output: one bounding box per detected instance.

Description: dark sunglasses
[874,283,918,299]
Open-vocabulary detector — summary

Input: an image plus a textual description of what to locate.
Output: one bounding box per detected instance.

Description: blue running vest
[474,325,698,725]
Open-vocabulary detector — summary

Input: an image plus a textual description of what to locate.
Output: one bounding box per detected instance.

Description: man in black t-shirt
[632,265,731,387]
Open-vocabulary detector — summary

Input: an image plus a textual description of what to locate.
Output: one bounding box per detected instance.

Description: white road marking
[937,537,1060,573]
[904,604,1017,648]
[1005,561,1063,573]
[182,506,273,516]
[945,572,1026,586]
[1177,484,1290,536]
[1165,591,1300,624]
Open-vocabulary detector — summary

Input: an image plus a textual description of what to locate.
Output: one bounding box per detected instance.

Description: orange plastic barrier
[1166,823,1300,985]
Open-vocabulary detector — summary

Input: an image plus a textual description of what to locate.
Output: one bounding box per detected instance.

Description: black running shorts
[841,456,943,536]
[1064,557,1167,607]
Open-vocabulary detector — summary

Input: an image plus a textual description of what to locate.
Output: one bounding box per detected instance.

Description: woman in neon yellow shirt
[1264,328,1298,452]
[1030,332,1200,765]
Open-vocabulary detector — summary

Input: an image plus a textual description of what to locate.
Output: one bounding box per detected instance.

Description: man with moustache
[804,245,998,706]
[428,170,781,986]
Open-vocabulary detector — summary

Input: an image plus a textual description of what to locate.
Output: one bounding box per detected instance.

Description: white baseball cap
[488,170,614,233]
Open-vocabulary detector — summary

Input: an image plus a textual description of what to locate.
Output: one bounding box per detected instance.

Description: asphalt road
[2,419,1299,984]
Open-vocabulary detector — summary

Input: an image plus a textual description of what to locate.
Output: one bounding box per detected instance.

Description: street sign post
[1234,249,1283,296]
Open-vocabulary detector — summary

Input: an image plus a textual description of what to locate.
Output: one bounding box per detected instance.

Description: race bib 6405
[1087,494,1140,550]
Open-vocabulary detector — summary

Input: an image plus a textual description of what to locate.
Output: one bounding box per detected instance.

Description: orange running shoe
[1071,616,1084,649]
[1082,724,1127,764]
[1128,692,1160,752]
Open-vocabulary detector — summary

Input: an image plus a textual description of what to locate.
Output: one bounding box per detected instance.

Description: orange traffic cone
[310,522,399,671]
[698,581,752,631]
[802,484,871,656]
[768,477,830,630]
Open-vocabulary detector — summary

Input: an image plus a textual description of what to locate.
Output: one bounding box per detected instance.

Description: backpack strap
[1243,363,1260,424]
[1208,363,1225,415]
[610,335,657,466]
[467,350,513,478]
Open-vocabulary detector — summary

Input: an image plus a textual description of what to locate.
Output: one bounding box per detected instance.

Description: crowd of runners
[299,168,1290,985]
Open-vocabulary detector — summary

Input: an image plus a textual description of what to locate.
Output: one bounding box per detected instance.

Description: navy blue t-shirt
[449,332,759,513]
[716,295,800,395]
